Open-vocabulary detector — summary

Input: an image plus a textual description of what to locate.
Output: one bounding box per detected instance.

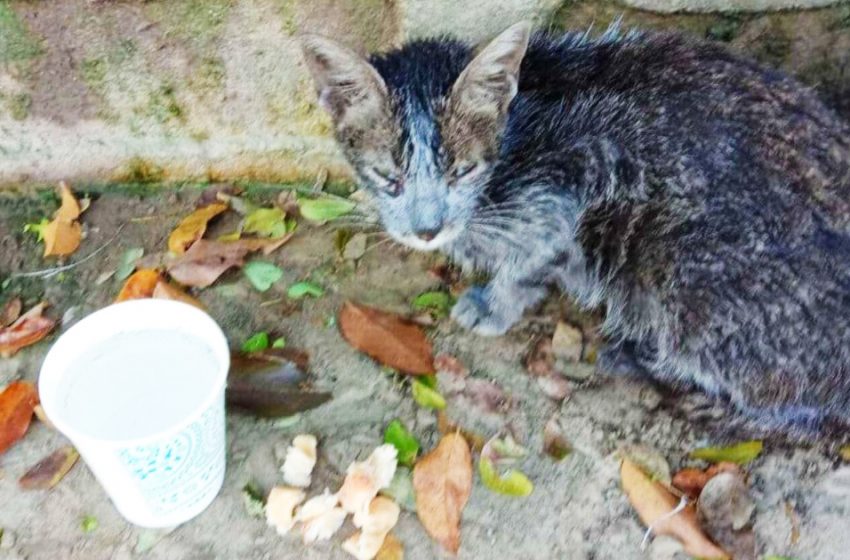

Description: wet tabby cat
[301,22,850,434]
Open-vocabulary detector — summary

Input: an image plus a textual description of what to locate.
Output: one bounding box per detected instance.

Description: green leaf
[271,337,286,349]
[418,374,438,389]
[411,377,446,410]
[243,207,288,238]
[81,515,98,533]
[242,332,270,353]
[287,281,324,299]
[689,440,763,465]
[478,456,534,497]
[242,482,266,518]
[243,260,283,292]
[217,230,241,242]
[23,218,50,242]
[115,247,145,281]
[383,419,420,466]
[412,291,454,318]
[298,197,356,223]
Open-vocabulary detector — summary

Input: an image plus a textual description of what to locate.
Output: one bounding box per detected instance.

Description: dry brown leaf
[115,269,161,302]
[338,302,434,375]
[152,280,205,309]
[413,433,472,554]
[42,182,84,257]
[620,458,729,559]
[56,181,81,221]
[19,445,80,489]
[42,219,82,257]
[0,381,39,455]
[0,302,56,357]
[1,297,23,327]
[167,237,291,288]
[435,412,486,453]
[672,462,741,500]
[376,533,404,560]
[167,202,229,254]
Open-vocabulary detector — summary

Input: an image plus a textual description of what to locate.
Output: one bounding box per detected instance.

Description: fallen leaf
[690,441,763,466]
[80,515,98,533]
[620,458,729,559]
[411,291,454,319]
[242,332,270,353]
[39,182,84,257]
[242,482,266,518]
[115,247,145,281]
[0,381,39,454]
[524,336,555,377]
[375,532,404,560]
[244,260,283,292]
[19,446,79,490]
[0,297,22,327]
[619,444,672,486]
[434,354,468,377]
[478,456,533,497]
[0,302,56,357]
[56,181,81,221]
[167,202,228,254]
[42,220,81,258]
[435,412,486,453]
[299,197,356,223]
[243,207,288,238]
[413,433,472,554]
[384,419,419,467]
[227,348,332,417]
[841,445,850,462]
[115,269,160,302]
[672,463,741,500]
[288,281,324,299]
[272,337,286,349]
[411,377,446,410]
[543,416,572,461]
[151,280,205,309]
[342,232,368,260]
[338,302,434,375]
[167,237,291,288]
[479,437,533,497]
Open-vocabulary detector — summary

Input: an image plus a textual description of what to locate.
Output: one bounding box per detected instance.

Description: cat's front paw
[450,286,517,336]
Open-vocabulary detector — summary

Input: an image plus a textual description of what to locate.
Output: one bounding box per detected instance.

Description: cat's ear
[300,35,389,129]
[449,21,531,122]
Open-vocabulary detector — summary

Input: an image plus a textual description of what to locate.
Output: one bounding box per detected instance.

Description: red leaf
[0,302,56,357]
[338,302,434,375]
[0,381,39,455]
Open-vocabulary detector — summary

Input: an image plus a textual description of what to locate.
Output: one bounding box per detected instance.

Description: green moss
[81,57,107,87]
[143,84,184,124]
[121,158,166,183]
[8,92,30,120]
[0,2,42,63]
[191,56,226,92]
[275,0,298,35]
[144,0,232,46]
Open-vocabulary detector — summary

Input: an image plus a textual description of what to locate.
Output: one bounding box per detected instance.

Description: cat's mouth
[394,224,462,252]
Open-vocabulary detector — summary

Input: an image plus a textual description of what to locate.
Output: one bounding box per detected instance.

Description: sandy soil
[1,186,849,560]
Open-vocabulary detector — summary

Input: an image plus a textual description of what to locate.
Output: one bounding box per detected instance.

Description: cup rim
[38,299,230,447]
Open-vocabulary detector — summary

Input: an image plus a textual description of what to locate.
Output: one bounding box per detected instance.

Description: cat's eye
[370,167,402,197]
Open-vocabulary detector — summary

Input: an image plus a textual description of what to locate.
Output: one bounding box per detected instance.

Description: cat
[301,22,850,434]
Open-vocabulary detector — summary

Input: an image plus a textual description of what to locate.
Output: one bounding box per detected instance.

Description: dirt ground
[0,184,849,560]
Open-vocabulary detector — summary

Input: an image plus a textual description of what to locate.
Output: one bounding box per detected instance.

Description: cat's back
[516,27,850,225]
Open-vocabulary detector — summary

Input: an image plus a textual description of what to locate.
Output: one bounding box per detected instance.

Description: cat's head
[301,23,531,251]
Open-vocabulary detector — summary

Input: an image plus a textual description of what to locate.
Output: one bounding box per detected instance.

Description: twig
[11,224,127,279]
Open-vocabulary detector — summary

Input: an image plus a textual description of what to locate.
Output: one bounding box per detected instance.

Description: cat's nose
[415,227,441,242]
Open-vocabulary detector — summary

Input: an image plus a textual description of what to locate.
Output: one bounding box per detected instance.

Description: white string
[640,495,689,550]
